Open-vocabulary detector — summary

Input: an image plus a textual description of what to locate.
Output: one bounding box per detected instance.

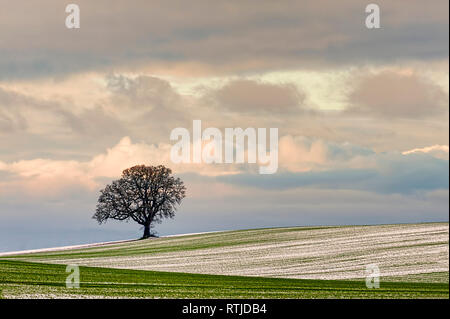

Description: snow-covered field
[4,223,449,281]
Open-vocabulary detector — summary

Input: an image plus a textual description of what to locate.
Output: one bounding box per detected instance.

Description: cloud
[0,86,84,135]
[0,85,122,137]
[403,144,449,154]
[278,135,379,173]
[348,70,448,118]
[1,133,448,198]
[211,80,305,113]
[0,136,241,197]
[218,153,449,195]
[0,1,448,79]
[0,137,169,196]
[106,74,181,111]
[0,84,129,164]
[278,136,328,172]
[101,74,191,142]
[403,144,449,160]
[1,68,448,169]
[0,87,31,132]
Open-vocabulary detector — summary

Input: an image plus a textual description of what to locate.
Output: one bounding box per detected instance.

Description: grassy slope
[0,223,448,298]
[0,260,448,299]
[3,223,448,281]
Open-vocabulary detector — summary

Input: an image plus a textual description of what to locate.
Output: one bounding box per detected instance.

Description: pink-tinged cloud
[213,80,305,112]
[278,136,328,172]
[349,70,448,118]
[403,144,449,160]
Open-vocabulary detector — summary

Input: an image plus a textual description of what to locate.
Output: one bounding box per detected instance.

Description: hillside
[2,223,448,282]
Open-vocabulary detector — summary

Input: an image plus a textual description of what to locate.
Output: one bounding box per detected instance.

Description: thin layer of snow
[13,223,449,281]
[163,229,230,237]
[0,239,136,257]
[0,230,229,257]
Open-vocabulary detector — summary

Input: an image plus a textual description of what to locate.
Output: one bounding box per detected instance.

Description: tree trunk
[142,224,151,239]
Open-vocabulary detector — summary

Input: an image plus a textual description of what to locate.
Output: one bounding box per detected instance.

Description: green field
[0,260,448,299]
[0,223,448,298]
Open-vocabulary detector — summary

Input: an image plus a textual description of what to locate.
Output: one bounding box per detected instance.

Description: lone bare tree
[93,165,186,239]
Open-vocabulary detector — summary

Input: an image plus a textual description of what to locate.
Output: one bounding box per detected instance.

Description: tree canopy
[93,165,186,238]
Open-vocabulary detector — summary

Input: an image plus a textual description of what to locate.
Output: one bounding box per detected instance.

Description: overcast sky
[0,1,448,252]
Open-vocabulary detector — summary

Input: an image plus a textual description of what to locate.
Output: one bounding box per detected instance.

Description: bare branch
[92,165,186,238]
